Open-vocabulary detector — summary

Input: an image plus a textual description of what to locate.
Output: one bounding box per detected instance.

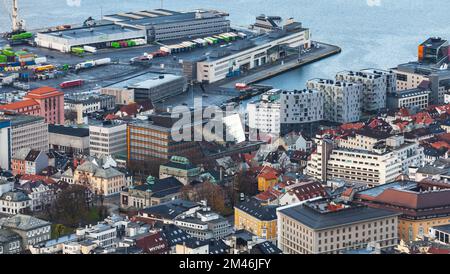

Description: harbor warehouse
[35,9,230,53]
[196,20,310,84]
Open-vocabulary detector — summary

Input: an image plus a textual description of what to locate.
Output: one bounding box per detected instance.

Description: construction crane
[2,0,26,36]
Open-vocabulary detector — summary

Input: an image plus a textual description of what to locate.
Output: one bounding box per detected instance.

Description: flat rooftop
[278,202,400,230]
[105,9,228,26]
[203,28,307,62]
[388,88,430,98]
[105,72,183,90]
[356,181,418,198]
[42,23,142,39]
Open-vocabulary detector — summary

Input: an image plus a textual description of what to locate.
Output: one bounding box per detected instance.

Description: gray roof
[0,190,31,202]
[76,161,124,179]
[236,199,278,221]
[278,203,400,230]
[49,125,89,138]
[0,214,50,231]
[0,229,21,243]
[433,224,450,234]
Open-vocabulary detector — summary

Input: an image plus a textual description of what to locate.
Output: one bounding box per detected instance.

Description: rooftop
[42,23,142,39]
[278,201,400,230]
[0,214,50,230]
[48,125,90,138]
[235,199,278,221]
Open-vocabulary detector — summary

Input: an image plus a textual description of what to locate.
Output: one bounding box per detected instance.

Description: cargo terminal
[196,18,311,84]
[34,9,230,53]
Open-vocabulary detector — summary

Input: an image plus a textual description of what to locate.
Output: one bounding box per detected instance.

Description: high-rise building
[89,121,127,157]
[0,87,65,125]
[247,90,282,134]
[0,120,11,170]
[307,79,363,124]
[0,112,48,169]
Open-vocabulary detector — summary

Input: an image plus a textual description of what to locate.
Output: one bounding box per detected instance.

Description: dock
[219,41,341,89]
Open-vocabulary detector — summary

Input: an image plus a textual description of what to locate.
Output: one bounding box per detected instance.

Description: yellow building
[355,180,450,243]
[234,199,278,241]
[257,167,279,192]
[398,216,450,242]
[73,160,128,196]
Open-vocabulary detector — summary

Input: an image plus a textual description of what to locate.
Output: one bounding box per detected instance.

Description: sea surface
[1,0,449,89]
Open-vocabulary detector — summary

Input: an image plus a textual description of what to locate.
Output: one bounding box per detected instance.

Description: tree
[47,184,91,227]
[181,182,227,214]
[234,171,258,197]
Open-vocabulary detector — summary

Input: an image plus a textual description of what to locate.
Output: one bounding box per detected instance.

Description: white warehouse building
[197,21,310,84]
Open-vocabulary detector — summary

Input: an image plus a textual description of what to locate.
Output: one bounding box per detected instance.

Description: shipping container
[83,45,97,53]
[94,58,111,66]
[34,57,47,64]
[34,64,55,72]
[59,79,84,89]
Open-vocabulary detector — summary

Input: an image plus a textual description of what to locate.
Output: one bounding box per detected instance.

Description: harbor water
[1,0,450,89]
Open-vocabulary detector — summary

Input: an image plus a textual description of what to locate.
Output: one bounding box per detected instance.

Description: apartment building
[335,70,391,112]
[89,121,127,157]
[277,199,400,254]
[11,149,49,176]
[247,90,282,134]
[306,79,363,124]
[174,210,233,240]
[280,89,324,133]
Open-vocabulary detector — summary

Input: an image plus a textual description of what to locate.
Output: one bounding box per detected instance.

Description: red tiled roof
[25,86,64,99]
[0,99,39,110]
[20,174,56,184]
[341,122,365,131]
[430,141,450,150]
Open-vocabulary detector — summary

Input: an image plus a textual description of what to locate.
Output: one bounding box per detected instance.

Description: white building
[387,88,430,112]
[0,120,11,170]
[197,24,310,83]
[335,69,393,112]
[76,223,117,249]
[307,79,363,124]
[247,90,281,134]
[280,89,324,130]
[89,122,127,157]
[307,133,424,186]
[0,190,32,215]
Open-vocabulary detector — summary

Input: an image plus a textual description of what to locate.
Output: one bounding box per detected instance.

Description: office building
[394,37,450,104]
[277,199,400,254]
[354,180,450,242]
[0,120,11,170]
[0,113,48,162]
[48,125,90,155]
[89,121,127,157]
[387,88,430,112]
